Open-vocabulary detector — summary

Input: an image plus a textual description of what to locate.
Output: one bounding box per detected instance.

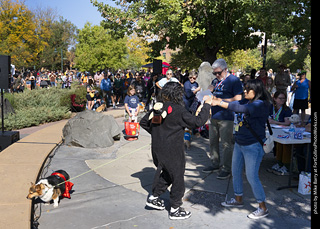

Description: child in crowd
[124,85,139,122]
[140,82,212,220]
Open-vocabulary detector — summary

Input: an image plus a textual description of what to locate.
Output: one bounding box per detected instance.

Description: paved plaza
[33,111,311,229]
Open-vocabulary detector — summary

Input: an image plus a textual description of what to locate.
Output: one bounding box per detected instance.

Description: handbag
[243,117,274,154]
[298,172,311,195]
[89,92,95,98]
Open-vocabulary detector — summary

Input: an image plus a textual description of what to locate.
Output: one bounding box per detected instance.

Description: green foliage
[266,35,310,72]
[2,87,86,130]
[0,0,77,70]
[0,0,43,68]
[219,49,262,73]
[92,0,311,65]
[37,17,77,70]
[170,46,202,70]
[304,54,311,78]
[75,23,128,72]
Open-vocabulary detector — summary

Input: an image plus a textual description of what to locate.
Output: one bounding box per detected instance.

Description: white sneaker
[247,207,269,219]
[273,165,289,176]
[221,198,244,207]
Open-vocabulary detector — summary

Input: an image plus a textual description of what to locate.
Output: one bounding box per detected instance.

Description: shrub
[1,86,86,130]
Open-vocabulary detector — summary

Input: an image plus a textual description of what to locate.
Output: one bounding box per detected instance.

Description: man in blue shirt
[100,73,113,108]
[202,59,243,179]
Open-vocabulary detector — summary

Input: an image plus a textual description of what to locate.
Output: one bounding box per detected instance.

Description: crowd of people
[10,60,311,220]
[138,59,311,220]
[10,70,75,92]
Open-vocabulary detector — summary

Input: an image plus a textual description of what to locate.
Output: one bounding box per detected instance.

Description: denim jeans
[232,141,266,203]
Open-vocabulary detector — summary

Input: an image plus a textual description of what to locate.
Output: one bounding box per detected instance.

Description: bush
[1,86,87,130]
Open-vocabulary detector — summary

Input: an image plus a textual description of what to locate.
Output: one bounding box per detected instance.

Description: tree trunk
[203,46,220,65]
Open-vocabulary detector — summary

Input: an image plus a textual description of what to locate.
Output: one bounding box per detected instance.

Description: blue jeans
[232,141,266,203]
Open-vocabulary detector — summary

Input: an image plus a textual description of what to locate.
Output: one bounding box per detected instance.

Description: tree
[92,0,310,65]
[170,46,202,70]
[220,49,262,73]
[0,0,77,70]
[43,17,77,71]
[0,0,45,68]
[126,32,151,69]
[266,34,309,72]
[252,0,311,49]
[75,23,128,72]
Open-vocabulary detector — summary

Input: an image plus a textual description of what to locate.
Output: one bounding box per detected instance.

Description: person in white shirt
[156,70,180,90]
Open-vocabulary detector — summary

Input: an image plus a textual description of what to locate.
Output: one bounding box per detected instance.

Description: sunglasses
[189,77,197,80]
[213,69,225,76]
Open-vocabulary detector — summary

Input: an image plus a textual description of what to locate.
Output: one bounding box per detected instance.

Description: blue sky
[24,0,116,29]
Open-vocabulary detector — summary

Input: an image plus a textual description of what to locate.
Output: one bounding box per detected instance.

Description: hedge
[1,85,87,130]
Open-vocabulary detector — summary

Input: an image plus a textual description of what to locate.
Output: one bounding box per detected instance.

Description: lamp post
[61,48,63,73]
[54,48,63,73]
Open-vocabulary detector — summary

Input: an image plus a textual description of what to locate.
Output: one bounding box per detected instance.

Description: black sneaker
[202,165,219,173]
[169,207,192,220]
[217,170,231,180]
[146,196,165,210]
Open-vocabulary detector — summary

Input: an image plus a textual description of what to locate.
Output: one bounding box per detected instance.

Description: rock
[197,62,216,91]
[62,110,121,148]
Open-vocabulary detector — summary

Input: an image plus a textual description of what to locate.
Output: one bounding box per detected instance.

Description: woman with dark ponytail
[211,79,272,219]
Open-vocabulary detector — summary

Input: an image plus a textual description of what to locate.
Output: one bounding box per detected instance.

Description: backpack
[101,78,111,91]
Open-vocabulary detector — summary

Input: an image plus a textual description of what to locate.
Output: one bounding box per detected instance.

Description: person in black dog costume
[140,82,212,220]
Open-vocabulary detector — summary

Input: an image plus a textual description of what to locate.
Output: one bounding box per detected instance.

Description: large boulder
[63,110,121,148]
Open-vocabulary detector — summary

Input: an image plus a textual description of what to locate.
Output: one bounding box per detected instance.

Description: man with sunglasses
[202,59,243,179]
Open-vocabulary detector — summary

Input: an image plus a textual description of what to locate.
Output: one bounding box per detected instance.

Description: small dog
[27,170,73,208]
[96,103,106,113]
[289,114,301,125]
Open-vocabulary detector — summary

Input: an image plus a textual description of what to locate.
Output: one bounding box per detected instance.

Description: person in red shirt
[256,67,268,86]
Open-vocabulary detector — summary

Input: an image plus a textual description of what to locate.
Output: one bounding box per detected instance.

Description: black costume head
[160,82,184,106]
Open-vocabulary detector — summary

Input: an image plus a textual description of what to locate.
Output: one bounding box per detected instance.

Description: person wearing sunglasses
[202,58,243,180]
[212,79,272,219]
[183,70,201,112]
[156,69,180,90]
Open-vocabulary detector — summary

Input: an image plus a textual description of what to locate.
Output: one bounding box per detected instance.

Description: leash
[54,143,151,187]
[224,174,232,202]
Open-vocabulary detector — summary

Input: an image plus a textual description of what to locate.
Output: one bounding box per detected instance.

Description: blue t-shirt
[124,95,139,108]
[229,99,269,145]
[211,74,243,120]
[295,78,309,100]
[183,80,198,110]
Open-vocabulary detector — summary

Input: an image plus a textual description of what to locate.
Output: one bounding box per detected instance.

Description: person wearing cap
[291,70,311,125]
[274,64,291,94]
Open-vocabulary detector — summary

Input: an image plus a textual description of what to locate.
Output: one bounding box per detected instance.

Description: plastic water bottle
[288,123,295,139]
